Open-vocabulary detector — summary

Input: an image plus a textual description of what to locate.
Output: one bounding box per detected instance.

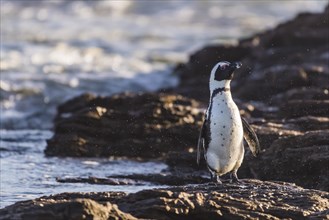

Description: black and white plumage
[197,61,260,183]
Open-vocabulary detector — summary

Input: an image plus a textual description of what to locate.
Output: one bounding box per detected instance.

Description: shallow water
[0,129,167,208]
[0,1,327,208]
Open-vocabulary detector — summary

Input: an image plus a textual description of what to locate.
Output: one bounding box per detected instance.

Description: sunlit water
[0,0,327,208]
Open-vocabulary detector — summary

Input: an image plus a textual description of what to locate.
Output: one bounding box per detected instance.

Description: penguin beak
[230,62,242,69]
[226,62,241,80]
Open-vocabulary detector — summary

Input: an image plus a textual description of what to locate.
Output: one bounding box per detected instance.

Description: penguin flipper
[197,118,207,165]
[241,117,260,157]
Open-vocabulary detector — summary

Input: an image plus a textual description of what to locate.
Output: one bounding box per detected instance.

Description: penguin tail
[197,137,203,165]
[197,118,207,165]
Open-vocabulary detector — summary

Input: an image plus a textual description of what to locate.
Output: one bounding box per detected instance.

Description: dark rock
[1,180,328,220]
[56,176,138,185]
[165,151,203,172]
[257,11,329,48]
[57,93,97,115]
[174,7,329,102]
[56,173,210,186]
[272,87,329,104]
[120,180,329,219]
[235,66,311,101]
[280,100,329,118]
[286,116,329,131]
[175,44,252,101]
[108,173,209,186]
[0,192,134,220]
[241,130,329,191]
[162,6,329,191]
[46,92,203,158]
[163,121,328,191]
[252,122,303,149]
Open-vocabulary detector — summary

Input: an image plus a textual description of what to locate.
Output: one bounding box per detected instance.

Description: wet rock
[56,176,137,186]
[0,192,134,220]
[165,151,203,172]
[120,180,329,219]
[46,92,203,158]
[241,130,329,191]
[1,180,328,220]
[108,173,209,186]
[56,173,209,186]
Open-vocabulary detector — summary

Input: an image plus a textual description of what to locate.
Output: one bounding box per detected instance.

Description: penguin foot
[230,178,242,183]
[215,175,222,184]
[210,175,222,184]
[207,182,218,186]
[230,172,241,183]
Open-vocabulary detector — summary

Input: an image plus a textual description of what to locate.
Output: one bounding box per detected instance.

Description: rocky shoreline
[46,92,203,158]
[1,5,328,220]
[1,180,328,220]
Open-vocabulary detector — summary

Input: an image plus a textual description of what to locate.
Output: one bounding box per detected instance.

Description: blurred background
[0,0,327,208]
[1,0,327,129]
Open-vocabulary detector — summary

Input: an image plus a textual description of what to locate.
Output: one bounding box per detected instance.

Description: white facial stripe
[209,61,232,92]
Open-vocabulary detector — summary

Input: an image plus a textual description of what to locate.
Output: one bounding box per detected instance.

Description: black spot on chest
[205,89,232,151]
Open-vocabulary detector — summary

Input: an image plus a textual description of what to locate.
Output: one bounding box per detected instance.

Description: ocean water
[0,0,327,208]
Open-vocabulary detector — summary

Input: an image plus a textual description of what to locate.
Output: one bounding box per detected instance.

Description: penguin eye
[220,65,227,70]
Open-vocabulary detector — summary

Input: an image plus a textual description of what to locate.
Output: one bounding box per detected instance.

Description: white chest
[206,92,244,173]
[208,93,242,132]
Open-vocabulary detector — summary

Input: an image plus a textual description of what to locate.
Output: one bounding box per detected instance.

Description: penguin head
[211,61,242,81]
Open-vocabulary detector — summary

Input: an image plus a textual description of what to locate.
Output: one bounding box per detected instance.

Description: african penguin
[197,61,260,183]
